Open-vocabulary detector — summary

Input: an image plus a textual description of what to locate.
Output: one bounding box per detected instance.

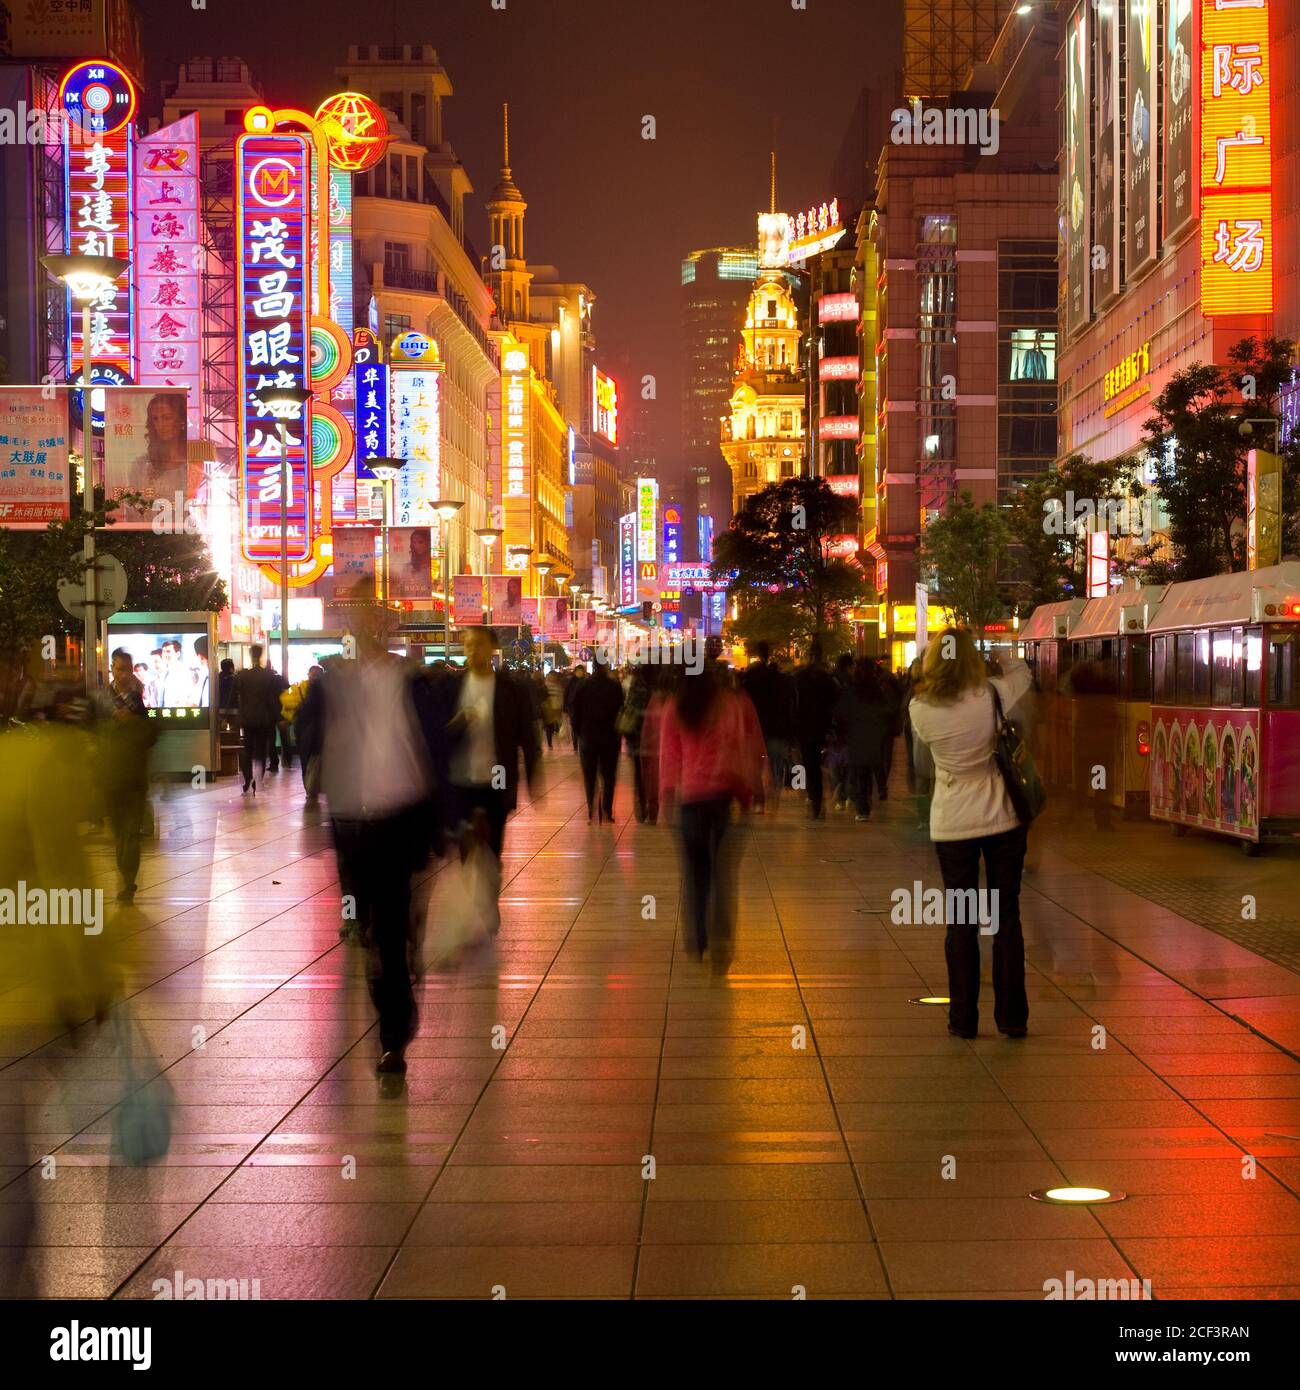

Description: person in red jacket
[659,659,764,977]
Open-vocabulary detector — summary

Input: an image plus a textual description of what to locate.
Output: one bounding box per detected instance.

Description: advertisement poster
[1163,0,1196,239]
[111,630,210,709]
[330,526,376,599]
[543,595,571,641]
[489,575,522,625]
[1092,0,1122,306]
[520,596,539,632]
[1125,0,1159,278]
[1150,709,1259,842]
[391,369,441,527]
[576,607,598,643]
[1065,4,1090,338]
[102,388,193,526]
[0,389,71,526]
[619,511,636,606]
[387,526,432,600]
[453,575,484,626]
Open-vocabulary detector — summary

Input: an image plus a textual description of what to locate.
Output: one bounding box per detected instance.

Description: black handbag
[990,684,1045,825]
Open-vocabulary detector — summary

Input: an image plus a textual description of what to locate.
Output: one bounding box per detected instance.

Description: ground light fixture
[909,995,950,1006]
[1030,1186,1128,1204]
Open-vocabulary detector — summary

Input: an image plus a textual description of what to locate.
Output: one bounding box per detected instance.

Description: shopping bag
[111,1007,173,1166]
[425,840,501,967]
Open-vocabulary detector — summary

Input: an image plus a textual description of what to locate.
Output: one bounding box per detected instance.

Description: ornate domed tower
[485,102,532,323]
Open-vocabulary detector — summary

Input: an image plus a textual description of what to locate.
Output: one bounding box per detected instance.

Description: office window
[383,312,411,343]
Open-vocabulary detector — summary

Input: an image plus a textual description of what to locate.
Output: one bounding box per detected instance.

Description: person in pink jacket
[659,661,764,975]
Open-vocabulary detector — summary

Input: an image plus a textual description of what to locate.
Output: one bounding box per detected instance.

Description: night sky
[135,0,904,474]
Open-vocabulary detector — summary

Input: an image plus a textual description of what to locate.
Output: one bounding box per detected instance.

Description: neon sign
[391,367,442,527]
[619,512,636,606]
[819,416,860,440]
[818,293,858,324]
[353,328,388,482]
[819,356,859,381]
[1200,0,1272,316]
[593,367,618,444]
[236,130,313,562]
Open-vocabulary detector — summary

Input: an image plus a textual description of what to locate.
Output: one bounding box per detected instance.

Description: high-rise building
[903,0,1016,99]
[680,247,757,542]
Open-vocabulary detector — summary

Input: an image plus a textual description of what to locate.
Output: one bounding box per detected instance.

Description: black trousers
[579,735,620,818]
[108,782,147,893]
[239,724,275,787]
[452,783,509,861]
[934,825,1029,1035]
[678,796,739,961]
[330,805,429,1055]
[847,763,877,817]
[799,739,826,815]
[628,736,648,819]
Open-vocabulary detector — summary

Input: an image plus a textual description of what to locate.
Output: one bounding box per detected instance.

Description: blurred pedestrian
[659,661,763,976]
[619,662,655,820]
[92,648,158,904]
[235,644,284,795]
[286,664,324,800]
[833,658,894,822]
[794,642,837,819]
[741,640,796,812]
[562,664,586,748]
[572,657,623,822]
[908,628,1035,1039]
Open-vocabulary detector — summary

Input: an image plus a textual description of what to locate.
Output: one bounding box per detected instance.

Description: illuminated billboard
[352,327,386,481]
[501,343,532,564]
[1125,0,1159,278]
[636,477,658,564]
[1200,0,1273,316]
[593,368,618,444]
[1064,5,1090,337]
[662,505,681,566]
[619,511,636,606]
[391,367,441,527]
[1164,0,1197,240]
[817,293,858,324]
[1092,0,1121,306]
[236,130,313,563]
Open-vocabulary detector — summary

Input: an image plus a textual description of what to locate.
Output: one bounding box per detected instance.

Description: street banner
[520,596,539,631]
[453,575,484,626]
[387,526,432,599]
[102,387,192,527]
[490,575,522,625]
[576,608,598,642]
[0,389,71,527]
[330,526,376,599]
[543,595,571,641]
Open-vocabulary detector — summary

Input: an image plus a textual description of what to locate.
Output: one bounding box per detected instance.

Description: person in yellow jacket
[282,665,324,798]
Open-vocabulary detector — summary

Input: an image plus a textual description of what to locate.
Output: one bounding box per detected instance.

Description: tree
[1004,453,1162,609]
[1142,336,1300,578]
[919,491,1011,638]
[713,477,872,655]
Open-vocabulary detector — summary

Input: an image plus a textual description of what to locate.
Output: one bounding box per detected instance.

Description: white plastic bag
[425,843,501,967]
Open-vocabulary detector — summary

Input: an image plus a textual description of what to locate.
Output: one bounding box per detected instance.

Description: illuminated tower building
[903,0,1016,98]
[485,103,533,328]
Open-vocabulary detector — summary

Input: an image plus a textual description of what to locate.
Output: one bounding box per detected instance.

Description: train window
[1267,633,1298,708]
[1244,627,1263,706]
[1194,630,1211,706]
[1232,629,1244,706]
[1175,633,1194,703]
[1129,637,1151,699]
[1212,630,1233,706]
[1152,636,1169,701]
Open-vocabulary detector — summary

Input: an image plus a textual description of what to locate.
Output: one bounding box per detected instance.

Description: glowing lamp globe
[315,92,389,172]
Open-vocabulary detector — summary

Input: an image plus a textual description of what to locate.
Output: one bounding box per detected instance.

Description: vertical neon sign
[236,131,312,562]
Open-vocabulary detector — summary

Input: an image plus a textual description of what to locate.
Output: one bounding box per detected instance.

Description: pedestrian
[234,644,285,795]
[1070,659,1118,831]
[740,640,796,812]
[571,656,624,823]
[901,655,932,828]
[794,642,837,819]
[619,662,655,820]
[659,660,764,977]
[544,668,565,749]
[833,658,894,822]
[562,664,586,748]
[295,612,442,1084]
[638,669,672,824]
[907,628,1035,1039]
[92,648,158,904]
[285,664,324,800]
[875,659,903,798]
[435,626,542,925]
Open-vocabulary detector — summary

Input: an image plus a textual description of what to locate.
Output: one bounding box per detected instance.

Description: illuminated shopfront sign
[819,356,859,382]
[819,415,860,440]
[818,293,858,324]
[236,130,312,563]
[637,477,658,564]
[352,327,386,481]
[593,367,618,444]
[788,199,845,262]
[391,364,442,528]
[1103,340,1152,415]
[619,511,636,606]
[663,504,681,566]
[826,473,860,498]
[501,342,532,566]
[134,114,201,434]
[1200,0,1273,316]
[61,60,136,382]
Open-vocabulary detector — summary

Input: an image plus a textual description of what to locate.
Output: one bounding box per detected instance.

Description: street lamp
[255,384,315,683]
[433,497,464,662]
[476,525,502,624]
[367,457,407,609]
[41,252,130,694]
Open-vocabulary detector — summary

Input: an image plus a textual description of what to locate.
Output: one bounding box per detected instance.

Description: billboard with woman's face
[388,526,433,599]
[103,388,195,526]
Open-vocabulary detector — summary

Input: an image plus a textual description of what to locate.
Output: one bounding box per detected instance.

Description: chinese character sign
[1164,0,1198,239]
[663,506,681,566]
[135,115,201,434]
[453,575,485,626]
[391,368,441,528]
[619,512,636,607]
[1064,5,1090,338]
[236,131,313,563]
[0,389,71,527]
[354,355,389,483]
[1200,0,1272,316]
[637,477,658,564]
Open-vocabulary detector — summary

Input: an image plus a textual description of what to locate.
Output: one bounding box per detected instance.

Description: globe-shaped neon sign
[314,92,389,172]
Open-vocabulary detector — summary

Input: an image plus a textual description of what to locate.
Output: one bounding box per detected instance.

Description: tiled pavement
[2,743,1300,1300]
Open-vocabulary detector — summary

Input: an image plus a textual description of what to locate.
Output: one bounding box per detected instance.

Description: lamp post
[476,526,502,625]
[367,457,408,609]
[433,497,465,662]
[255,384,315,682]
[41,252,130,694]
[552,573,571,663]
[534,559,554,672]
[507,545,532,665]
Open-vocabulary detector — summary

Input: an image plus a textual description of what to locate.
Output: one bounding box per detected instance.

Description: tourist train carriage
[1146,562,1300,854]
[1018,598,1086,790]
[1064,585,1168,816]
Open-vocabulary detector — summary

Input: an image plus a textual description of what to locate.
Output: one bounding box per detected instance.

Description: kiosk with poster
[106,611,218,776]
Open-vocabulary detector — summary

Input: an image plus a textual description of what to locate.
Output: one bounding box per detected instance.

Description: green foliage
[713,476,872,653]
[919,490,1011,636]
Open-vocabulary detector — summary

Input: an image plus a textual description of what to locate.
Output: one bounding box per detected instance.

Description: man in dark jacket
[235,644,286,794]
[794,643,838,819]
[741,641,797,810]
[93,648,158,903]
[571,658,624,822]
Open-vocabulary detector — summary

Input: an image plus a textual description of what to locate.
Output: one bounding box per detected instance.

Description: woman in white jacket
[908,628,1035,1040]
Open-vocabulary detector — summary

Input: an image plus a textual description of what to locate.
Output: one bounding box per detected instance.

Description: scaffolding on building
[903,0,1016,99]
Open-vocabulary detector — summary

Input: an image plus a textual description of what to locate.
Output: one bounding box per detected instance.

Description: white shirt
[909,658,1034,842]
[452,670,497,787]
[321,658,431,818]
